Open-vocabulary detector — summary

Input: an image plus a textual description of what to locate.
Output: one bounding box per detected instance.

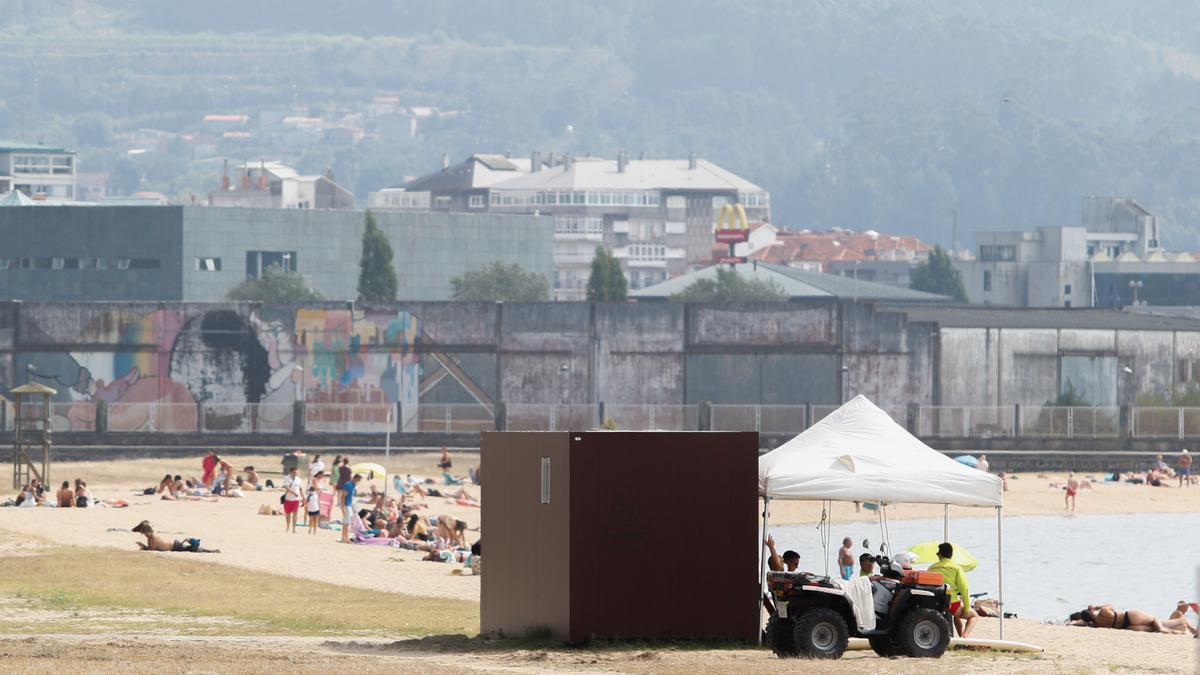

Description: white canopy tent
[758,395,1006,639]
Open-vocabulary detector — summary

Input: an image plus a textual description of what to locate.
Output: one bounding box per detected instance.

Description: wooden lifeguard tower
[10,382,56,489]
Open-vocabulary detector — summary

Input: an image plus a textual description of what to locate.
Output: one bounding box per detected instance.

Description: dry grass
[0,546,478,636]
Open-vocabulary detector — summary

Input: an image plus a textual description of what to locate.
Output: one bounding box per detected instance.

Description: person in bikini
[131,521,220,553]
[1069,604,1196,635]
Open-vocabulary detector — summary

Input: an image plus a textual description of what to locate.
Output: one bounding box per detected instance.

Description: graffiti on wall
[6,303,494,433]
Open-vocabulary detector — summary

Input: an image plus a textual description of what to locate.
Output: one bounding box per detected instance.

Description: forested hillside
[6,0,1200,247]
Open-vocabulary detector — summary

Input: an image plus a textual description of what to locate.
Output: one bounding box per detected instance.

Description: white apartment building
[0,142,77,202]
[369,152,771,300]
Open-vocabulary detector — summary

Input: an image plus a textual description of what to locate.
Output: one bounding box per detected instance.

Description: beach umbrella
[954,455,979,468]
[908,541,979,572]
[350,463,387,481]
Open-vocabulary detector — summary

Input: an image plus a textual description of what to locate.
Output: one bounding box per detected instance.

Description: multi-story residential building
[953,197,1200,307]
[368,152,771,300]
[208,160,354,210]
[0,142,77,202]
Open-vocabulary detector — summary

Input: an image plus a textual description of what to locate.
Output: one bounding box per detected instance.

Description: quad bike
[765,554,952,659]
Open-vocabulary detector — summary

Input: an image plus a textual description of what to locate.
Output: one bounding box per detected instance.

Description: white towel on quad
[830,575,876,631]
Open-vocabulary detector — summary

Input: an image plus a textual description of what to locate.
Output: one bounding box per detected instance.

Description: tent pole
[943,504,949,541]
[997,505,1005,641]
[757,496,772,645]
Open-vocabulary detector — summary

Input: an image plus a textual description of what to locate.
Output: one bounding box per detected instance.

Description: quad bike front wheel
[766,616,798,658]
[898,608,951,658]
[793,608,849,659]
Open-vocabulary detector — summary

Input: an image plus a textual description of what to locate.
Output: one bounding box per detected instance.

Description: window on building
[468,195,485,209]
[245,251,297,278]
[80,258,106,270]
[979,245,1016,261]
[196,257,222,272]
[63,258,79,269]
[1064,300,1071,308]
[983,270,992,292]
[51,257,64,270]
[433,195,451,208]
[18,257,32,269]
[1064,284,1072,295]
[0,259,9,270]
[128,259,161,269]
[712,195,731,208]
[116,258,131,270]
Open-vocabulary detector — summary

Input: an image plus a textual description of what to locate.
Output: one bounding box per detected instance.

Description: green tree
[107,158,142,196]
[586,246,627,302]
[450,261,550,302]
[910,246,968,302]
[357,210,398,302]
[670,267,788,303]
[226,263,324,303]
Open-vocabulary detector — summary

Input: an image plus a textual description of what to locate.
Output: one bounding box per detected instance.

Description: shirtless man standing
[838,537,854,580]
[1179,449,1193,487]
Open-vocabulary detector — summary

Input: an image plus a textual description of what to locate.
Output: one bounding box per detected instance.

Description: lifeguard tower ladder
[10,382,55,489]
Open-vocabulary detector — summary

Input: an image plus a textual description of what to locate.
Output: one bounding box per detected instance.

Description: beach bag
[470,555,482,576]
[142,488,155,495]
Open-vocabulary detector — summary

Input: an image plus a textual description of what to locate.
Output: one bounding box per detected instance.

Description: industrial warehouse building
[0,206,554,302]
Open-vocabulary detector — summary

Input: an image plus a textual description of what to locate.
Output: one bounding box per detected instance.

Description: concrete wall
[5,300,1200,419]
[939,326,1200,405]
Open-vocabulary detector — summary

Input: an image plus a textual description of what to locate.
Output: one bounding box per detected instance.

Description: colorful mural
[254,307,422,430]
[4,303,494,433]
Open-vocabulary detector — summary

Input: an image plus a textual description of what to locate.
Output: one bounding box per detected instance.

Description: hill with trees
[6,1,1200,247]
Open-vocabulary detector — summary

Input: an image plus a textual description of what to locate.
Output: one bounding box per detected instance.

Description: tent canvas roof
[758,396,1002,507]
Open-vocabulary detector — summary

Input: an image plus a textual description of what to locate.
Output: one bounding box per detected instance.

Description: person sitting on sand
[73,479,93,507]
[131,520,220,553]
[15,480,42,507]
[155,474,174,495]
[56,481,74,508]
[242,466,261,490]
[1069,604,1196,635]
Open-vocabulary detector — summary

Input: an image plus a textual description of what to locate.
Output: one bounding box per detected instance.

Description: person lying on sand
[1069,604,1196,635]
[131,520,220,553]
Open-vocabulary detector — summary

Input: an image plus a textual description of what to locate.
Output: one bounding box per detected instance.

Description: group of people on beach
[10,477,121,508]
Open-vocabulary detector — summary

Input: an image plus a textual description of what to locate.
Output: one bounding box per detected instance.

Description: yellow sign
[715,203,749,231]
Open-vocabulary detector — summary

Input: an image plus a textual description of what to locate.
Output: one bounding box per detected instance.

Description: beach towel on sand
[443,472,462,486]
[318,490,333,519]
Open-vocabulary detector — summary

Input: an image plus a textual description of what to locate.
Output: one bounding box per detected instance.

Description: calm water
[769,512,1200,622]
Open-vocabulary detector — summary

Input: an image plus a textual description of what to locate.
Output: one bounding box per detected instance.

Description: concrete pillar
[597,401,605,428]
[95,400,108,435]
[495,401,507,432]
[804,403,813,430]
[906,403,919,435]
[1119,405,1131,439]
[1013,404,1022,438]
[293,401,306,437]
[698,401,713,431]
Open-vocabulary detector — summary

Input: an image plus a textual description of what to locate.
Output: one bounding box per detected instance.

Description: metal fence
[505,404,599,431]
[1019,406,1119,438]
[917,406,1017,437]
[1130,407,1200,438]
[605,404,700,431]
[200,402,295,434]
[107,402,200,432]
[304,403,395,434]
[414,403,496,432]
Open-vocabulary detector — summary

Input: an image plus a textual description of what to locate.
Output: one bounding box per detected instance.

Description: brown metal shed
[481,430,759,643]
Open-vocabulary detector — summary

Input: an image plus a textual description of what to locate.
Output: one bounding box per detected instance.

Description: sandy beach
[764,469,1200,524]
[0,452,483,601]
[0,454,1197,673]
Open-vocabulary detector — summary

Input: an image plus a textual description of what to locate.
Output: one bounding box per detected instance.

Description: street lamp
[1128,279,1143,306]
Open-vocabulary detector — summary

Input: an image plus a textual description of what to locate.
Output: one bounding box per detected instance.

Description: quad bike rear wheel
[793,608,849,659]
[898,608,951,658]
[766,616,798,658]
